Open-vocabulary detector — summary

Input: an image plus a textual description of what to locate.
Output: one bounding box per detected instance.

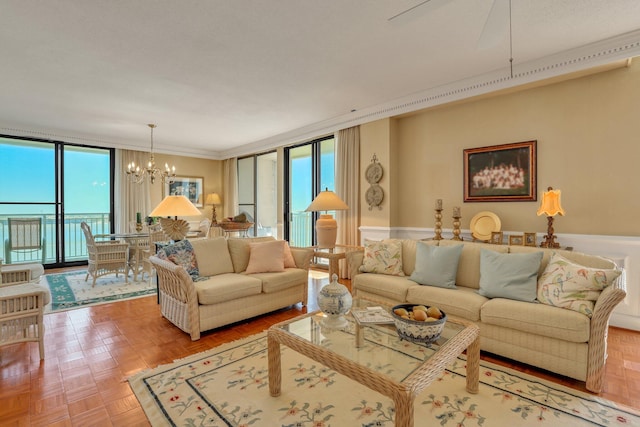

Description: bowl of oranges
[391,304,447,345]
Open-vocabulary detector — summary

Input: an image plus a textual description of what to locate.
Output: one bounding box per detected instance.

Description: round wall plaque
[366,184,384,211]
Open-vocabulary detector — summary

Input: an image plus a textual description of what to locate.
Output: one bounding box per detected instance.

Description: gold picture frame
[164,176,204,208]
[508,235,524,246]
[524,232,537,247]
[490,231,504,245]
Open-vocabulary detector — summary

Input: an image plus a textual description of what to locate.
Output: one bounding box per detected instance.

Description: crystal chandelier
[126,124,176,184]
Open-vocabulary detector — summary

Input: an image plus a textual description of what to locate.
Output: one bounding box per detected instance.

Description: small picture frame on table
[509,235,524,246]
[524,232,537,247]
[490,232,504,245]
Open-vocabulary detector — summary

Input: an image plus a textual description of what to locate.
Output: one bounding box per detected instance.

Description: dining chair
[80,222,129,287]
[4,217,46,264]
[141,230,169,281]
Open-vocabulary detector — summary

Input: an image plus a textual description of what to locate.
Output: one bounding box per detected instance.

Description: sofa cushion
[478,249,543,302]
[245,240,285,274]
[227,236,276,273]
[439,240,508,289]
[537,252,621,317]
[248,268,309,294]
[353,273,413,302]
[481,298,590,342]
[283,241,296,268]
[409,242,463,289]
[189,237,234,277]
[194,273,262,305]
[406,285,488,322]
[157,239,199,280]
[359,239,405,276]
[507,245,552,277]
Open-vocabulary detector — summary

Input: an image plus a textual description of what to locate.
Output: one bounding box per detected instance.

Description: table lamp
[305,188,349,249]
[536,186,565,248]
[205,193,222,225]
[149,195,202,240]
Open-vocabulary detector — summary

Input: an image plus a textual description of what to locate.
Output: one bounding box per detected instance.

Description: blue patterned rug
[129,327,640,426]
[43,270,156,312]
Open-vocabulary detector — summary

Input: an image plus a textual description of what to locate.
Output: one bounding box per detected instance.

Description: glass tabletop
[276,298,466,383]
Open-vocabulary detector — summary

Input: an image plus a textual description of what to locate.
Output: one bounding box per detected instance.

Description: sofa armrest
[586,269,627,392]
[290,247,314,271]
[346,249,364,279]
[149,255,201,340]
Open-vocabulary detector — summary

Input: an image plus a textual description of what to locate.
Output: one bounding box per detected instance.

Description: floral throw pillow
[157,239,200,280]
[537,252,621,317]
[359,239,404,276]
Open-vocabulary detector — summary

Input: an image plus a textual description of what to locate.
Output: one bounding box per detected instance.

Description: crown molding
[220,29,640,159]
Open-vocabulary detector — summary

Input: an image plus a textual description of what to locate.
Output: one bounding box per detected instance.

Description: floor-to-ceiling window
[237,151,277,237]
[0,135,113,267]
[284,135,335,246]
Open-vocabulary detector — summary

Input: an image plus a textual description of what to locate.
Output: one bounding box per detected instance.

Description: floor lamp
[149,195,202,241]
[305,188,349,249]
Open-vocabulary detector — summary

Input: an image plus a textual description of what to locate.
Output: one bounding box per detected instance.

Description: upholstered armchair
[80,222,129,287]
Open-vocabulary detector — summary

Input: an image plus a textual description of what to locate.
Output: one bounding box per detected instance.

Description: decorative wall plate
[365,161,383,184]
[366,184,384,210]
[469,211,501,240]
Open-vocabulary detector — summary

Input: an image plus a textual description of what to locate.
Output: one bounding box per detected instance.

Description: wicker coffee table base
[268,314,479,427]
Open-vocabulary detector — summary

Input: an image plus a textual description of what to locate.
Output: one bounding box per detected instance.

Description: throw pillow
[283,241,296,268]
[409,242,462,288]
[537,252,621,317]
[245,240,286,274]
[359,239,404,276]
[157,239,200,280]
[478,249,543,302]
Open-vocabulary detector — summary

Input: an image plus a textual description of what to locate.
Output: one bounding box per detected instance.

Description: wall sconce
[536,186,565,248]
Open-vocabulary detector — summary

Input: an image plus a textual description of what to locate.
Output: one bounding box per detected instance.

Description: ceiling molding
[220,29,640,160]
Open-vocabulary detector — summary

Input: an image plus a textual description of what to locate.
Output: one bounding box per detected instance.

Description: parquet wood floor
[1,270,639,426]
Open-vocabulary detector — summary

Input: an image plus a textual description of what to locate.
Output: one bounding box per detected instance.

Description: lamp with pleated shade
[536,187,565,249]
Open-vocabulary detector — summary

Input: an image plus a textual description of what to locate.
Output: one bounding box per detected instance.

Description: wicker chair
[141,230,169,280]
[4,217,46,263]
[0,266,50,360]
[80,222,129,287]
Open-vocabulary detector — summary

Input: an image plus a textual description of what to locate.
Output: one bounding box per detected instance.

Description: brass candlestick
[452,215,462,241]
[135,222,143,232]
[433,208,443,240]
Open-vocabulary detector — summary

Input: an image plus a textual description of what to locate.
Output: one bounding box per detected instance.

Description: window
[0,135,113,266]
[237,151,277,237]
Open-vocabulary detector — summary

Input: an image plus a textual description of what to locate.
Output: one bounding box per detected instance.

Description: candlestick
[433,208,443,240]
[451,211,462,241]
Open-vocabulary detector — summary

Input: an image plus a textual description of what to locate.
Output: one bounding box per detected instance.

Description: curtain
[223,157,239,218]
[335,126,360,278]
[114,149,151,234]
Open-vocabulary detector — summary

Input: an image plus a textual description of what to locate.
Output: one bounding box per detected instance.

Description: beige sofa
[150,236,313,340]
[346,239,626,393]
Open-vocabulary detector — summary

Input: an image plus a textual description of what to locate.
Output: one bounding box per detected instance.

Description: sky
[0,139,111,215]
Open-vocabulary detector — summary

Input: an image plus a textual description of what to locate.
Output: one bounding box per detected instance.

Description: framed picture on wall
[164,176,204,208]
[463,140,537,202]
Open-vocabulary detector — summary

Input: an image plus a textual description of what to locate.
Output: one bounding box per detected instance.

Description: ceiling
[2,1,640,159]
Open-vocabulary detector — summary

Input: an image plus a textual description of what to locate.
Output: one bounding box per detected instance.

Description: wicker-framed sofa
[346,239,626,393]
[150,236,314,340]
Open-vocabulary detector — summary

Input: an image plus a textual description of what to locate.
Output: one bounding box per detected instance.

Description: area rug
[129,328,639,427]
[42,270,156,313]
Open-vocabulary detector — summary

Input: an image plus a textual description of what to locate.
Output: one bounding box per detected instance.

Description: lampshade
[149,195,202,218]
[536,187,565,217]
[305,189,349,212]
[205,193,222,205]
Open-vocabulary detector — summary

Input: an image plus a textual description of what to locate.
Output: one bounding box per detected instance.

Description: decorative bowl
[390,304,447,345]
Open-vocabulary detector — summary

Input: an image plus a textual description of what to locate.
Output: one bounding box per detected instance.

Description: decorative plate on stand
[469,211,501,241]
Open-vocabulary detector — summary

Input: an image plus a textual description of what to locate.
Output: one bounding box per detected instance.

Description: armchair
[80,222,129,287]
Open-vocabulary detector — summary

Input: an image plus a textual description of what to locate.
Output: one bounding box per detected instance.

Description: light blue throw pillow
[409,242,463,289]
[478,249,543,302]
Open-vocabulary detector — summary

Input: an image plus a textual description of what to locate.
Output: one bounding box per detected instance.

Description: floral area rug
[128,328,639,427]
[42,270,156,313]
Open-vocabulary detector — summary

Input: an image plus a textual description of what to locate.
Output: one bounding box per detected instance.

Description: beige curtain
[335,126,360,278]
[223,157,239,218]
[114,149,151,234]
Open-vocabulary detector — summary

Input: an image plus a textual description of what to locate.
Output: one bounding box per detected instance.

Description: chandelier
[126,124,176,185]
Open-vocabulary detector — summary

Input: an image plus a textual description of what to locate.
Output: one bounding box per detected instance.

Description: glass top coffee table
[267,298,480,427]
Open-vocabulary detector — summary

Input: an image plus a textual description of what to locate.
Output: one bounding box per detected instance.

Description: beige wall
[361,59,640,237]
[152,153,224,221]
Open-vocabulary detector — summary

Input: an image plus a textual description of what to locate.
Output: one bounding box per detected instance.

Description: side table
[311,245,361,279]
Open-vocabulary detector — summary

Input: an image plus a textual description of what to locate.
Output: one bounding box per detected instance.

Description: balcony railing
[0,213,111,264]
